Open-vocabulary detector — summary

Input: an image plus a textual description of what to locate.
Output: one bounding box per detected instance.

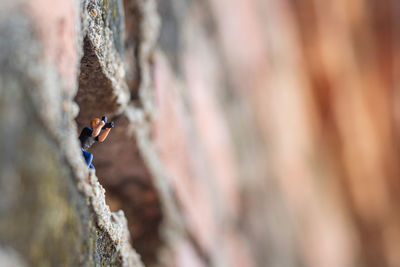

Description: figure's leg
[82,150,94,167]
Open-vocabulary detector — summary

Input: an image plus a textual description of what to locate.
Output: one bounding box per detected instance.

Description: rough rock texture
[0,0,143,266]
[75,0,129,127]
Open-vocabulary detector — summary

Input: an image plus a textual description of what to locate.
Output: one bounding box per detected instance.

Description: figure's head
[90,118,102,128]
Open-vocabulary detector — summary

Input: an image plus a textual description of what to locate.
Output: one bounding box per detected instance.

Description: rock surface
[0,0,143,266]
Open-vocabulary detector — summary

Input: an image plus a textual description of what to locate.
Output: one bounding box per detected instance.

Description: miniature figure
[79,116,114,169]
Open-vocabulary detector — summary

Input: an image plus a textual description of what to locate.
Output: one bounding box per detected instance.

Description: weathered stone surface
[0,1,143,266]
[90,114,164,265]
[75,0,129,128]
[123,0,159,107]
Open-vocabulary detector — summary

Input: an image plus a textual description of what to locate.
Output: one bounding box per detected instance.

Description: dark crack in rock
[76,0,130,128]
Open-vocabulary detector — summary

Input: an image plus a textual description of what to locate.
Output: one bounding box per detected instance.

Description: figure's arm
[97,128,112,142]
[91,121,105,137]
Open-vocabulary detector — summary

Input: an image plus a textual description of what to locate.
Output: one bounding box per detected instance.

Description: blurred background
[151,0,400,266]
[1,0,400,266]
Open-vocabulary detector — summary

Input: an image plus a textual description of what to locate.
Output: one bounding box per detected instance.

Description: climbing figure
[79,116,114,169]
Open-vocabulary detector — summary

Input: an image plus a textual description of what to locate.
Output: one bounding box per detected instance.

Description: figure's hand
[102,121,114,129]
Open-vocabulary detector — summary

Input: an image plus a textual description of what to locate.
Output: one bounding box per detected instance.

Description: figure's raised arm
[98,127,111,142]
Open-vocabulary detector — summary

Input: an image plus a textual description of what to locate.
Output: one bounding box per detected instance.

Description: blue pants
[82,149,95,169]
